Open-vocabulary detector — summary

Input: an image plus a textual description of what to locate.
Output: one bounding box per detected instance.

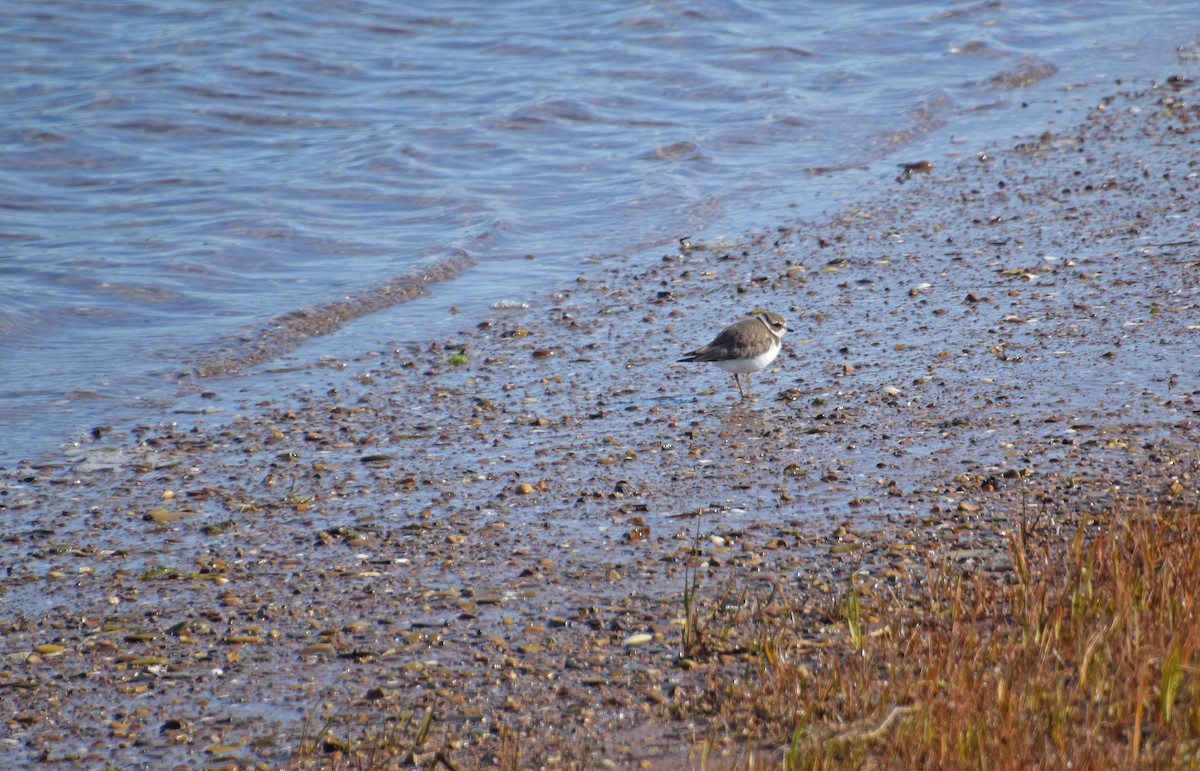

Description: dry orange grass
[688,498,1200,770]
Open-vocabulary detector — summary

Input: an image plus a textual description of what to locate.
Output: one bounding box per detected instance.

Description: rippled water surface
[1,0,1195,461]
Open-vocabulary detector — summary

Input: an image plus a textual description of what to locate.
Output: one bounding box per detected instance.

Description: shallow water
[1,0,1195,462]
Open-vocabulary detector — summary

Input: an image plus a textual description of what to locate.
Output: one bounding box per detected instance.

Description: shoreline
[1,77,1198,767]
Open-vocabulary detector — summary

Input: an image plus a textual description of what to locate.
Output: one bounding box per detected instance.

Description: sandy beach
[1,78,1197,769]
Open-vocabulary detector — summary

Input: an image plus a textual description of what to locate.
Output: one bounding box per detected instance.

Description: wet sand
[1,79,1198,768]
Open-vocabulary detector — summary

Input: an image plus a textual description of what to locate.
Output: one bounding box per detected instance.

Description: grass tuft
[682,498,1200,768]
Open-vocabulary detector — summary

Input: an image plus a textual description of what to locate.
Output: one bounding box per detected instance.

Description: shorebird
[677,311,787,398]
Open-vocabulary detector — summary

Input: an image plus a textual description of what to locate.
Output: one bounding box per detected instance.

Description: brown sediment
[186,249,475,377]
[1,81,1198,768]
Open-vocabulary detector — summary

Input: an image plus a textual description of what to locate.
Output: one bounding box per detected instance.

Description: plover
[677,311,787,398]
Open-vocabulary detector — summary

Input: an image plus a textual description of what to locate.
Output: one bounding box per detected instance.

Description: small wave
[987,56,1059,90]
[801,90,954,175]
[186,250,474,377]
[641,141,705,161]
[950,40,1006,58]
[206,110,366,130]
[741,45,814,59]
[96,282,188,304]
[508,99,606,125]
[926,0,1004,22]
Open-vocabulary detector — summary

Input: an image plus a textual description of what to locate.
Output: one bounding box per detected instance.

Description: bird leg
[733,373,746,398]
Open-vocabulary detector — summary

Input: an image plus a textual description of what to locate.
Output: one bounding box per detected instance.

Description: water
[1,0,1195,464]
